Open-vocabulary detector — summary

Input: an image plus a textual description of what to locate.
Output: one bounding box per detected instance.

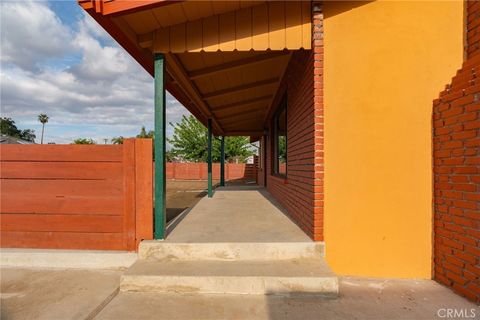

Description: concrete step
[0,248,137,269]
[120,258,338,296]
[139,240,324,261]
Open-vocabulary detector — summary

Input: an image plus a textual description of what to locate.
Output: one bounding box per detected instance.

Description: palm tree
[137,126,154,138]
[111,136,124,144]
[38,114,49,144]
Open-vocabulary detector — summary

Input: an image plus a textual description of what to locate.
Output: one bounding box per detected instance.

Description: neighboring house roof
[0,134,35,144]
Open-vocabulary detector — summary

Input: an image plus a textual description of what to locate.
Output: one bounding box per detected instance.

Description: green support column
[207,119,213,198]
[220,136,225,187]
[154,53,166,239]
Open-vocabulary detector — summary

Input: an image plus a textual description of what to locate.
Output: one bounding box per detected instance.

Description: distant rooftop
[0,134,35,145]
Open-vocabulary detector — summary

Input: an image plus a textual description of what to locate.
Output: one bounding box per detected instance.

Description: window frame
[272,94,287,177]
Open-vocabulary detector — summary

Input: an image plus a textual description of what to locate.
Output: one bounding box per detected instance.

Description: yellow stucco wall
[323,1,464,278]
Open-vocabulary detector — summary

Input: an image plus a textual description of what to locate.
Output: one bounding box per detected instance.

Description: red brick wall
[261,2,324,241]
[433,1,480,301]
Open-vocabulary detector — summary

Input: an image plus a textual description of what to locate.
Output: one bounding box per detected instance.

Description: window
[257,139,263,170]
[273,95,287,176]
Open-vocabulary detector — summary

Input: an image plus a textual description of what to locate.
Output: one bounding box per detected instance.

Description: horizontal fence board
[1,214,123,233]
[0,161,123,180]
[0,145,123,162]
[2,179,123,197]
[0,231,125,250]
[165,163,253,180]
[1,195,123,215]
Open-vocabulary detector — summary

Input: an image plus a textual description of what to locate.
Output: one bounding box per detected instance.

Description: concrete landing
[166,186,311,243]
[139,241,324,261]
[121,258,338,295]
[0,248,137,269]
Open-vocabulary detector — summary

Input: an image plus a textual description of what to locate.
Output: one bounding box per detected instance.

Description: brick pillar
[432,0,480,302]
[312,1,325,241]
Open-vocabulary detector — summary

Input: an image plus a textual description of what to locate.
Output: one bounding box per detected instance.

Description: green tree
[111,125,154,145]
[136,126,156,159]
[38,113,49,144]
[167,115,254,162]
[165,150,176,162]
[72,138,96,144]
[278,136,286,163]
[111,136,124,144]
[0,117,36,142]
[20,129,36,142]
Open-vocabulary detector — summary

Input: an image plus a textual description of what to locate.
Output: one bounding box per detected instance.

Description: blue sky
[0,0,190,144]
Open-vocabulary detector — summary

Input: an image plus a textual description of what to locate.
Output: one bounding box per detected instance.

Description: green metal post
[154,53,166,239]
[207,119,213,198]
[220,136,225,187]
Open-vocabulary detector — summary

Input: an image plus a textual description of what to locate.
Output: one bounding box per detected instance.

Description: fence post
[135,138,153,248]
[123,139,136,250]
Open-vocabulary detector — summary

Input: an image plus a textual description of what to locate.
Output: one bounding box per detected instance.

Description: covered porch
[166,185,312,243]
[79,0,318,241]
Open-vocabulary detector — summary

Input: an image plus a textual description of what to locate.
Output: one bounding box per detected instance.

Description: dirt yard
[166,180,219,222]
[165,178,256,222]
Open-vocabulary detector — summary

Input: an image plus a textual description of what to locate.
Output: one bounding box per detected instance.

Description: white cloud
[0,1,72,71]
[0,1,190,144]
[68,24,134,81]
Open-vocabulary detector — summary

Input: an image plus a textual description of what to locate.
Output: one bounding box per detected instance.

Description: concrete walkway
[96,278,479,320]
[1,268,478,320]
[166,186,311,243]
[0,268,121,320]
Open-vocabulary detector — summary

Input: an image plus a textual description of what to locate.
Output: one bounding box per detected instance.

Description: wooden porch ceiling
[170,51,292,136]
[79,0,308,136]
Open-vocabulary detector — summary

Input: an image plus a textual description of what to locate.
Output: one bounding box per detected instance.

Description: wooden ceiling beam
[222,115,263,127]
[263,52,293,123]
[165,53,224,135]
[224,130,265,136]
[217,107,265,121]
[188,51,289,80]
[211,95,273,112]
[138,32,154,49]
[203,77,279,100]
[221,111,263,123]
[215,102,264,115]
[221,115,263,126]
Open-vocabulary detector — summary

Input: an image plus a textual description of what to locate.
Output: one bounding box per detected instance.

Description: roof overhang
[79,0,311,136]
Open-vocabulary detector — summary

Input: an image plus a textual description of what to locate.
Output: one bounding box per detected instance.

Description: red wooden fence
[166,163,257,181]
[0,139,153,251]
